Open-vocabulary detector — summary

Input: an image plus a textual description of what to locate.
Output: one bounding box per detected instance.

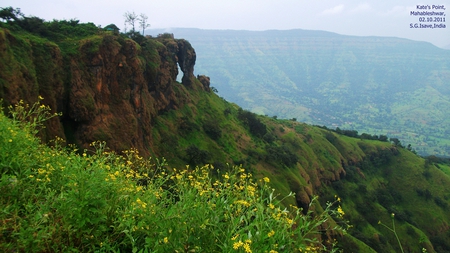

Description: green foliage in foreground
[0,100,347,252]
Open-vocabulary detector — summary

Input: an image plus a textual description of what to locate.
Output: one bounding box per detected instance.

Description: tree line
[0,7,98,39]
[316,125,412,149]
[0,7,151,42]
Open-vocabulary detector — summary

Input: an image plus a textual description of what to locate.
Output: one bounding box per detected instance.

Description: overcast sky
[2,0,450,48]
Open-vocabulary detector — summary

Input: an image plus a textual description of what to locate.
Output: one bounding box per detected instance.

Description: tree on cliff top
[124,11,150,40]
[139,13,150,35]
[123,11,138,33]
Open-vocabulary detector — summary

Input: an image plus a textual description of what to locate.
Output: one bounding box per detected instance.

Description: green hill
[152,28,450,157]
[1,10,450,252]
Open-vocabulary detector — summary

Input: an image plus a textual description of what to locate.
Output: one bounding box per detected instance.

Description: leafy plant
[5,96,61,134]
[0,99,348,252]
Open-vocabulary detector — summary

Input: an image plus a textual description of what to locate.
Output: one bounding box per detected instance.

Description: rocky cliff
[0,29,208,156]
[0,26,353,205]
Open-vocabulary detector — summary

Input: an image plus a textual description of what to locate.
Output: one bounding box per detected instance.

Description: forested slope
[154,28,450,156]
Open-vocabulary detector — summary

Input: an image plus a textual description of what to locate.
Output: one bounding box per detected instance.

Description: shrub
[265,144,299,167]
[185,145,210,166]
[263,132,276,143]
[434,196,448,210]
[0,99,347,252]
[423,169,432,180]
[178,116,199,134]
[237,109,267,137]
[416,188,433,201]
[223,108,231,116]
[374,188,396,208]
[203,120,222,140]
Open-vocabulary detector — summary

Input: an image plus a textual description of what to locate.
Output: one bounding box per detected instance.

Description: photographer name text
[410,4,446,29]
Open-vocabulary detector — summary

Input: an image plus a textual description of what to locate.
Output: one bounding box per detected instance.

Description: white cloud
[350,3,372,13]
[382,5,414,16]
[321,4,345,15]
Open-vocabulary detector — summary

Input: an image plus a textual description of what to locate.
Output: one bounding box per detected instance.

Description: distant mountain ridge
[149,28,450,156]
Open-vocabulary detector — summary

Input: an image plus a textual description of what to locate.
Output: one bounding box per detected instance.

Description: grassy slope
[157,28,450,157]
[1,26,450,252]
[2,107,352,252]
[152,83,450,252]
[334,147,450,252]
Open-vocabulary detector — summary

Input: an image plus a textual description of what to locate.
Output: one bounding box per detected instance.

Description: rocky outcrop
[67,35,205,155]
[0,29,65,142]
[155,36,197,88]
[176,39,196,87]
[197,75,211,91]
[0,30,203,156]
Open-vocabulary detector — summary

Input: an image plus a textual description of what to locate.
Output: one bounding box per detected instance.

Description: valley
[153,28,450,156]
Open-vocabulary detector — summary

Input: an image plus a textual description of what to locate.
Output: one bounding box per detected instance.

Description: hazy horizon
[148,27,449,49]
[2,0,449,48]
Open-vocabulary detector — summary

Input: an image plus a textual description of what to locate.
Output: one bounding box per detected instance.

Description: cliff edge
[0,29,208,156]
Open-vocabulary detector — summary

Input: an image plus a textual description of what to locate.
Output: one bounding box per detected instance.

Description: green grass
[0,99,347,252]
[439,164,450,176]
[327,147,450,252]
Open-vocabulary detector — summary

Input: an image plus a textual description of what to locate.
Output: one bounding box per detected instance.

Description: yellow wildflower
[243,240,252,253]
[246,185,256,196]
[136,198,147,208]
[285,217,294,225]
[235,200,251,207]
[233,240,244,249]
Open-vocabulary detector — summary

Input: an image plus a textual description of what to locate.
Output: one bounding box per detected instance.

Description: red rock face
[0,29,65,142]
[1,30,205,156]
[67,35,201,156]
[176,39,197,87]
